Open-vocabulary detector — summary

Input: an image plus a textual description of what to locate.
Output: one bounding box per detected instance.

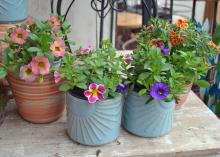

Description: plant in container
[0,81,8,126]
[58,41,127,146]
[137,18,217,108]
[0,15,72,123]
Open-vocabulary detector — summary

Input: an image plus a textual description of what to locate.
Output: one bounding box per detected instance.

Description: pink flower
[10,28,29,45]
[48,16,61,30]
[30,56,51,75]
[26,18,35,26]
[19,65,37,82]
[54,71,62,83]
[124,54,132,64]
[79,45,93,55]
[50,38,66,57]
[84,83,106,104]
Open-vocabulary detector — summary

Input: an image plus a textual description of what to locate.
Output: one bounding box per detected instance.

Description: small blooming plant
[127,18,218,102]
[0,16,72,82]
[57,40,127,104]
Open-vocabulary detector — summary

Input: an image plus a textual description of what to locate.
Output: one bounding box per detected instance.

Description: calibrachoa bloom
[10,28,29,45]
[170,31,183,47]
[48,16,61,30]
[116,81,129,94]
[124,54,132,64]
[149,39,163,48]
[30,56,51,75]
[20,65,37,82]
[150,82,170,100]
[79,45,92,55]
[84,83,106,104]
[54,71,62,83]
[50,38,66,57]
[177,19,188,29]
[159,46,170,56]
[209,41,218,50]
[26,18,35,26]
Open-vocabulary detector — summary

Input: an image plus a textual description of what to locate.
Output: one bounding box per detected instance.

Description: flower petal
[97,93,104,101]
[88,96,97,104]
[84,90,91,97]
[98,84,106,94]
[89,83,97,91]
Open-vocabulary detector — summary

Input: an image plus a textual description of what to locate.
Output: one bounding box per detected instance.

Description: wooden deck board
[1,92,220,157]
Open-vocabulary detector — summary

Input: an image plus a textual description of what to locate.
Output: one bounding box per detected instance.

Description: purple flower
[116,81,129,94]
[159,46,170,56]
[150,82,170,100]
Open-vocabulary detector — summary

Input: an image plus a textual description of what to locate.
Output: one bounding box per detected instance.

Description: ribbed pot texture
[0,0,27,23]
[175,83,192,109]
[67,93,122,146]
[123,91,175,137]
[7,73,65,123]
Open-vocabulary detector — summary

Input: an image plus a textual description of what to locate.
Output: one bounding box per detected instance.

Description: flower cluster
[0,16,72,82]
[127,18,217,101]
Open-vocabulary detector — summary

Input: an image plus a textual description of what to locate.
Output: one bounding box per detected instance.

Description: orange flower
[177,19,188,29]
[149,39,157,47]
[171,38,177,47]
[170,31,176,37]
[209,41,218,50]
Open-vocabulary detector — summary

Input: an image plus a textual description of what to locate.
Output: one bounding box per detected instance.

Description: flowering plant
[0,16,72,82]
[126,18,217,102]
[57,40,127,104]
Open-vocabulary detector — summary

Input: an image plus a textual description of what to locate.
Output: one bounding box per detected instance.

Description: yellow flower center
[25,68,32,76]
[38,62,45,68]
[91,88,98,97]
[17,33,23,39]
[55,46,60,51]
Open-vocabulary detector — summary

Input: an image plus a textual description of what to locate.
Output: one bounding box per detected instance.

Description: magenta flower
[50,38,66,57]
[30,56,51,75]
[150,82,170,100]
[48,16,61,30]
[124,54,132,64]
[10,28,29,45]
[84,83,106,104]
[79,45,92,55]
[54,71,62,83]
[159,46,170,56]
[20,65,37,82]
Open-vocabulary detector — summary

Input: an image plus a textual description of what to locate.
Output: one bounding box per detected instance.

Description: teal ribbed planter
[67,93,123,146]
[0,0,27,23]
[123,91,175,137]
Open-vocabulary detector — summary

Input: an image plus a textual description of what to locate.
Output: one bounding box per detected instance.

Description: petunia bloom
[84,83,106,104]
[10,28,29,45]
[26,18,35,26]
[116,80,129,94]
[150,82,170,100]
[159,46,170,56]
[177,19,188,29]
[30,56,51,75]
[124,54,132,64]
[54,71,62,83]
[79,45,93,55]
[48,16,61,30]
[50,38,66,57]
[149,38,163,48]
[20,65,37,82]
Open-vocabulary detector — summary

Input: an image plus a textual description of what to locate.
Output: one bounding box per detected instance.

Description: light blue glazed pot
[67,93,123,146]
[123,91,175,137]
[0,0,27,23]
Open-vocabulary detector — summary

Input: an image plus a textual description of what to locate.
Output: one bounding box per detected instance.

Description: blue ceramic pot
[0,0,27,23]
[123,91,175,137]
[67,93,123,146]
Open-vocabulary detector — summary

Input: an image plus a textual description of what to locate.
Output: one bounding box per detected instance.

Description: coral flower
[177,19,188,29]
[54,71,62,83]
[10,28,29,45]
[79,45,93,55]
[26,18,35,26]
[209,41,218,50]
[150,82,170,100]
[20,65,37,82]
[84,83,106,104]
[149,39,157,48]
[50,38,66,57]
[124,54,132,64]
[30,56,51,75]
[48,16,61,30]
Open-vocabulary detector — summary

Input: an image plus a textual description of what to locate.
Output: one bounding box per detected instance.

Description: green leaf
[35,20,44,29]
[0,67,7,78]
[138,89,146,96]
[76,82,87,89]
[59,83,71,91]
[27,47,41,52]
[29,33,39,41]
[196,80,210,88]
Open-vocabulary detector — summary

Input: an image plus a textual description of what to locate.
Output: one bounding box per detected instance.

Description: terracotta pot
[175,83,193,109]
[7,73,65,123]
